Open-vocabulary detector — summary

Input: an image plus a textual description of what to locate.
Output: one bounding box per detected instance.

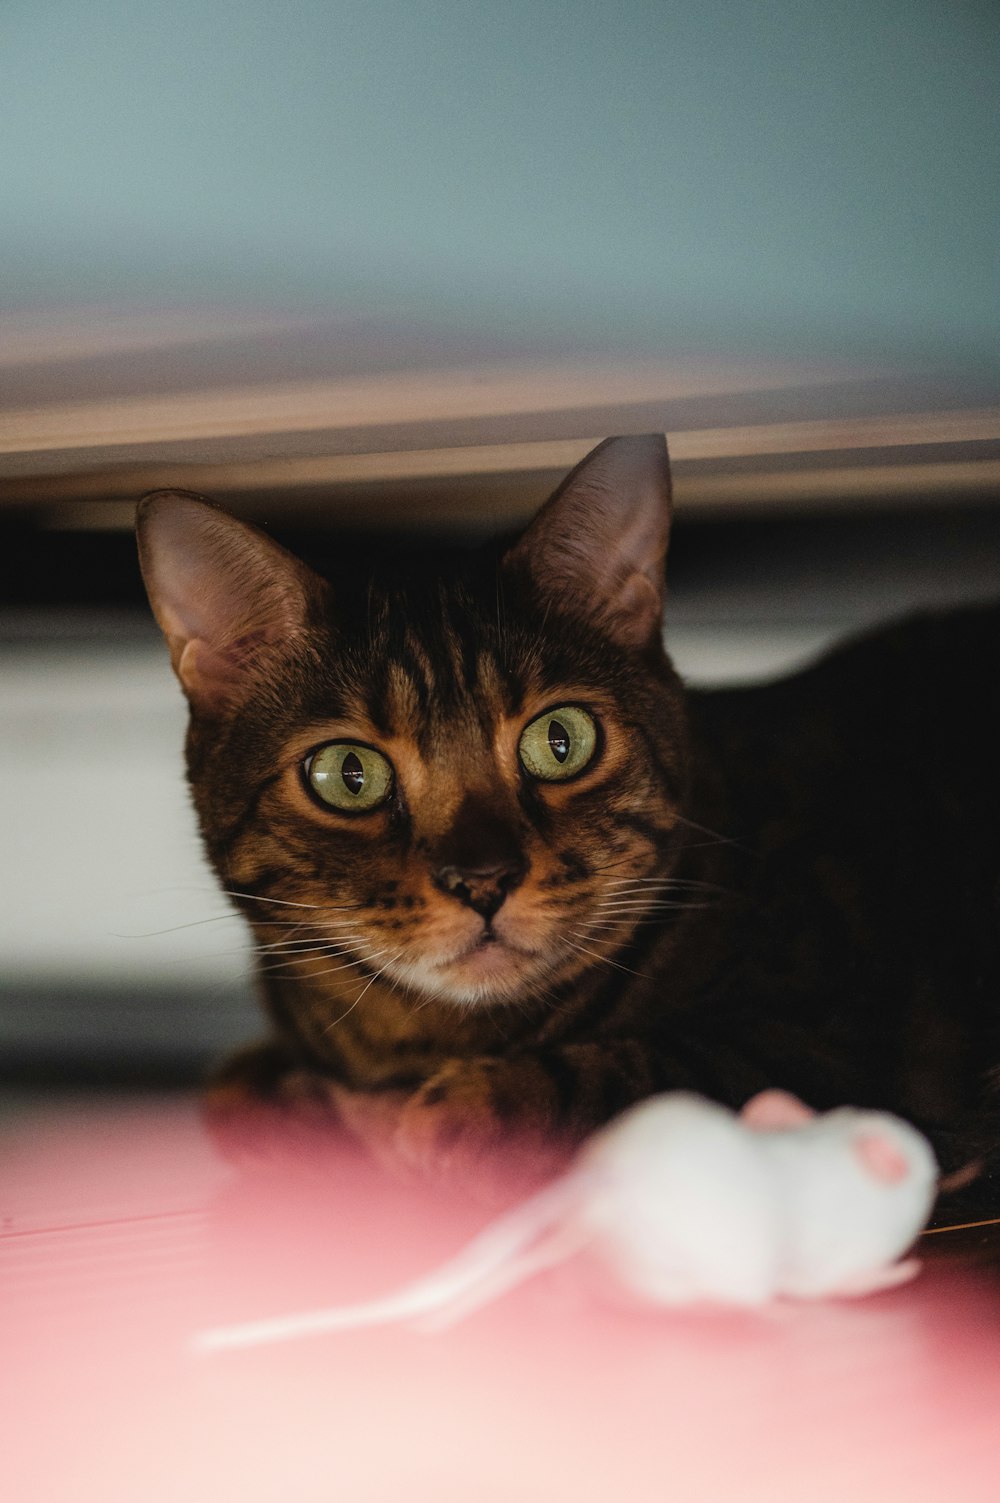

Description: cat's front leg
[202,1040,346,1164]
[386,1044,650,1198]
[390,1056,569,1199]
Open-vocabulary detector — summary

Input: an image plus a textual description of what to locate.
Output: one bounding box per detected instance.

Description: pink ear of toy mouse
[853,1132,911,1184]
[740,1090,816,1130]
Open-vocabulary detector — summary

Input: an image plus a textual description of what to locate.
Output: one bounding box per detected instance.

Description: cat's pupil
[547,720,570,764]
[341,751,365,795]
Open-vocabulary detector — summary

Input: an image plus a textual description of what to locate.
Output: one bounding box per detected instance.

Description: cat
[136,435,1000,1206]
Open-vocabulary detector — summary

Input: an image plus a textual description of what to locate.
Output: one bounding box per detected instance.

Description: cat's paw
[392,1059,566,1200]
[202,1042,341,1166]
[394,1059,504,1182]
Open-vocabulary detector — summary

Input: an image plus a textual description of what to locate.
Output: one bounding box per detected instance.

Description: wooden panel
[2,311,998,519]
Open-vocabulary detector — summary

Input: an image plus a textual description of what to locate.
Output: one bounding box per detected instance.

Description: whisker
[216,919,321,929]
[324,948,408,1033]
[580,916,643,930]
[673,814,746,851]
[599,887,678,896]
[254,932,364,953]
[592,901,709,913]
[261,944,387,979]
[588,851,659,874]
[147,936,367,966]
[563,935,648,980]
[597,887,688,899]
[260,917,314,946]
[218,889,363,912]
[577,909,712,933]
[595,900,690,912]
[520,977,561,1013]
[598,891,713,903]
[111,913,250,938]
[254,941,368,965]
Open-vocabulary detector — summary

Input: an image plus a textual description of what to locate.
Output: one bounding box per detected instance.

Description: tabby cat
[136,436,1000,1204]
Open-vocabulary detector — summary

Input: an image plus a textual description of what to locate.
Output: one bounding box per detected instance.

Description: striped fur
[137,438,1000,1203]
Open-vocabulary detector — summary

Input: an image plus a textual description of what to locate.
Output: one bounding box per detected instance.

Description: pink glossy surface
[3,1099,999,1502]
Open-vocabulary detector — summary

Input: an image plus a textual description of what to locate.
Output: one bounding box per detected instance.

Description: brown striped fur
[137,437,1000,1205]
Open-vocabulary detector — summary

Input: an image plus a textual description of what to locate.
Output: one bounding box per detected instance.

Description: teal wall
[2,1,998,362]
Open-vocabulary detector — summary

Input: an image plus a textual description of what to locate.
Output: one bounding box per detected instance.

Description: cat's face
[137,436,688,1008]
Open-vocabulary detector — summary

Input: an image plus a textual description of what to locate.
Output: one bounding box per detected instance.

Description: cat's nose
[432,859,526,920]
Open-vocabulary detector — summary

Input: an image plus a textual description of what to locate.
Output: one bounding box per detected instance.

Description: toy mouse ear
[740,1090,815,1131]
[853,1133,911,1184]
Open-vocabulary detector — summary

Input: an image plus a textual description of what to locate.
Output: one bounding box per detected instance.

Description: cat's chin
[400,934,552,1008]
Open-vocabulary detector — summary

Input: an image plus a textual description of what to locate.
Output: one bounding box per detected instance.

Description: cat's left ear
[504,434,672,651]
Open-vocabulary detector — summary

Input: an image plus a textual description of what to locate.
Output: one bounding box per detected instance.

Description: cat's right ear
[135,490,328,714]
[503,434,672,652]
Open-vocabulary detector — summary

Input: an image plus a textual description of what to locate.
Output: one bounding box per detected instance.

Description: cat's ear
[136,490,328,713]
[505,434,672,651]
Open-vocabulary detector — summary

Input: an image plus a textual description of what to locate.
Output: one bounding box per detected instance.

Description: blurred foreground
[3,1096,1000,1503]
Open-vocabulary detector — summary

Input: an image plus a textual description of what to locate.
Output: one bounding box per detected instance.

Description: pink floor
[3,1097,999,1502]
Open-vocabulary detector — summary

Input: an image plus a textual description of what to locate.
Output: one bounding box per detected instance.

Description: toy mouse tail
[418,1178,589,1330]
[193,1177,583,1354]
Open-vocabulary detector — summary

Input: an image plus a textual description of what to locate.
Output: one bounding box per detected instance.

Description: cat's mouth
[427,923,547,998]
[448,927,525,969]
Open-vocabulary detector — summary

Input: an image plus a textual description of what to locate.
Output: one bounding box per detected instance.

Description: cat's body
[137,438,1000,1202]
[687,605,1000,1141]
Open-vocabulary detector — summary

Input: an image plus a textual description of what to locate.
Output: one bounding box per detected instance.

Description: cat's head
[137,436,689,1008]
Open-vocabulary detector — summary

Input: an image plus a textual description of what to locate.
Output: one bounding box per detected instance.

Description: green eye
[518,706,598,782]
[306,743,394,811]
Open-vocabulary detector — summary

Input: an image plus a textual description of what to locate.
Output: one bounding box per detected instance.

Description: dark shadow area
[5,502,1000,612]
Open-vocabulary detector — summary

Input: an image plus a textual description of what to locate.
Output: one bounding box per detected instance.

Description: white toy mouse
[195,1090,938,1352]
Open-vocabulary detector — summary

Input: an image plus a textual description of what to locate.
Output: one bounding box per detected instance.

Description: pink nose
[855,1133,911,1184]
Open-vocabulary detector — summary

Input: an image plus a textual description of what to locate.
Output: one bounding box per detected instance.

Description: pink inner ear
[854,1133,910,1184]
[177,634,266,711]
[740,1090,816,1130]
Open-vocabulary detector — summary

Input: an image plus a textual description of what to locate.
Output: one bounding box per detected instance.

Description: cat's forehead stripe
[362,580,502,741]
[328,563,619,751]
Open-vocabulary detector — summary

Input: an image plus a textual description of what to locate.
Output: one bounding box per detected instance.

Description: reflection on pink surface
[3,1099,999,1503]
